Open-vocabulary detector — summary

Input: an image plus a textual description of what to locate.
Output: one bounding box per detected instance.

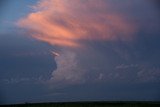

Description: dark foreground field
[1,102,160,107]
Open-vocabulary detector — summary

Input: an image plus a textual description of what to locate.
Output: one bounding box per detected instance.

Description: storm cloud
[17,0,160,86]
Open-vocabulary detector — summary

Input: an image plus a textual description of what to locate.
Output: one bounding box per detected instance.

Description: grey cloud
[0,32,56,81]
[137,66,160,82]
[115,64,138,69]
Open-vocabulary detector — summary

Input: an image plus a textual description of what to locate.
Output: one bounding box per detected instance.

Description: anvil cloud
[18,0,135,48]
[17,0,138,85]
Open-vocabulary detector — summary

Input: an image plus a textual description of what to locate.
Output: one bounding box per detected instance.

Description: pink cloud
[18,0,136,48]
[17,0,138,85]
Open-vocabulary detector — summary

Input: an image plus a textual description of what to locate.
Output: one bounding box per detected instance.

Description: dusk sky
[0,0,160,105]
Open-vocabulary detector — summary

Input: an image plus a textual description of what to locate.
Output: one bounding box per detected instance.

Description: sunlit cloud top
[18,0,136,48]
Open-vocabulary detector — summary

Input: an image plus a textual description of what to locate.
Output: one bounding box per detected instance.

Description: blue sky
[0,0,38,33]
[0,0,160,104]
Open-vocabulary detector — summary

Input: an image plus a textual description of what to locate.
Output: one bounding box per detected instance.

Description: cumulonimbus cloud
[18,0,136,48]
[50,51,86,85]
[17,0,137,85]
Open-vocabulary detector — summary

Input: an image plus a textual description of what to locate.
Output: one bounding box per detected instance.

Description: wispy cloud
[137,66,160,82]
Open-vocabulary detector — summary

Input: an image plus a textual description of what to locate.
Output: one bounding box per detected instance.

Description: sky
[0,0,160,105]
